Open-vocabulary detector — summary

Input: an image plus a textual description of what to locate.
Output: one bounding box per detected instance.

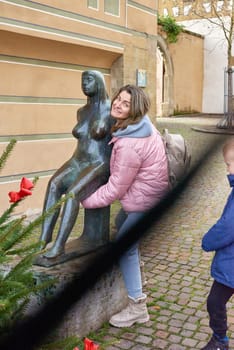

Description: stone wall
[26,254,128,339]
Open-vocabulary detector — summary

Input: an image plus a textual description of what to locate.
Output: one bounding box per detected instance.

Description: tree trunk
[217,67,234,129]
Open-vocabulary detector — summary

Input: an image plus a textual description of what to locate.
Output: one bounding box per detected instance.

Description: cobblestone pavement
[91,117,234,350]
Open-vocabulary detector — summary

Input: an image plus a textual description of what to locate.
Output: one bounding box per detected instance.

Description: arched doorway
[156,35,174,117]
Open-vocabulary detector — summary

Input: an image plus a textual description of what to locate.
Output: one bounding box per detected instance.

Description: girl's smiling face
[111,91,131,120]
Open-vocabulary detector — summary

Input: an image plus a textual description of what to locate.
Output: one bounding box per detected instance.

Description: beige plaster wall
[123,35,157,118]
[169,31,204,114]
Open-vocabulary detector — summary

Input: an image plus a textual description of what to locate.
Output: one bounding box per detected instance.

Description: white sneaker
[109,294,149,327]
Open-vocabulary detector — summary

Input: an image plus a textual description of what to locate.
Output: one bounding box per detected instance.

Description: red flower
[73,347,80,350]
[8,191,22,203]
[84,338,100,350]
[20,177,34,190]
[8,177,34,203]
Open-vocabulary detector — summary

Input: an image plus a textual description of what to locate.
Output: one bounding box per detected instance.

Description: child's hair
[111,85,150,132]
[223,138,234,157]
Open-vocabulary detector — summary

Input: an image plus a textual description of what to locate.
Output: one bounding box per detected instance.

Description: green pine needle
[0,139,17,172]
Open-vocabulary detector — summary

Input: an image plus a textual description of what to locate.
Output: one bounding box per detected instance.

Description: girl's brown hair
[111,85,151,132]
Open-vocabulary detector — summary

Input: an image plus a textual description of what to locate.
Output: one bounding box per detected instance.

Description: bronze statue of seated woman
[38,70,113,261]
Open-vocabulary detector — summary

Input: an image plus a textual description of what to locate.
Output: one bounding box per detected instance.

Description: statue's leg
[40,181,62,245]
[43,163,109,259]
[40,161,77,247]
[43,195,80,258]
[81,206,110,244]
[78,166,111,246]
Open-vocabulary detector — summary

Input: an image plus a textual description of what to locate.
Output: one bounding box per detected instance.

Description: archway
[156,35,174,117]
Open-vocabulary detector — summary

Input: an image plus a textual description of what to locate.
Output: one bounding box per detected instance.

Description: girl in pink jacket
[82,85,169,327]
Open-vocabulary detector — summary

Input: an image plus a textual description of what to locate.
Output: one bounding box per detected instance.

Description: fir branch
[0,202,19,227]
[0,280,29,297]
[2,276,56,313]
[40,336,80,350]
[0,140,60,334]
[0,217,25,251]
[0,139,17,172]
[4,253,36,281]
[32,176,39,186]
[7,241,44,256]
[0,254,10,264]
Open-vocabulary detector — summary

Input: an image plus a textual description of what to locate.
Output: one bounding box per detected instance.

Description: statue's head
[82,70,109,102]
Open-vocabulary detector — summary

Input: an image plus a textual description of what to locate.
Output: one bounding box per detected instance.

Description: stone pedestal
[27,251,128,339]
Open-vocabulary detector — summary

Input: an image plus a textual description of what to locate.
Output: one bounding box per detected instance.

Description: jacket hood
[112,115,152,138]
[227,174,234,187]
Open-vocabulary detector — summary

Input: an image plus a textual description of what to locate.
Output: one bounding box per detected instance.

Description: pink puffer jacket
[82,117,169,212]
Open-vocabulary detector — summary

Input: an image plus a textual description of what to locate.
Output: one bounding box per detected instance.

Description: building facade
[0,0,158,213]
[157,26,204,117]
[158,0,234,114]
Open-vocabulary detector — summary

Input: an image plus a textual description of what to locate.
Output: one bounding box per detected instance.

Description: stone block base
[26,252,128,339]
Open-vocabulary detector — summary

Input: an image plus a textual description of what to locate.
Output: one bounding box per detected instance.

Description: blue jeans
[115,208,144,299]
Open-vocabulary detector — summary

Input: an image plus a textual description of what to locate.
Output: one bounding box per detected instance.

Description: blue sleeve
[202,196,234,251]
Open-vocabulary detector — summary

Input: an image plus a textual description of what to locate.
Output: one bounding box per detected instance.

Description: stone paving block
[182,337,199,348]
[195,309,208,318]
[183,307,196,316]
[168,289,181,297]
[183,322,198,331]
[168,326,182,334]
[169,303,183,312]
[194,332,210,341]
[180,329,194,338]
[108,327,122,336]
[187,301,202,308]
[155,329,169,339]
[168,334,182,343]
[160,309,174,317]
[167,346,187,350]
[187,315,201,324]
[130,345,150,350]
[152,338,170,349]
[156,322,168,331]
[102,335,118,343]
[172,312,188,321]
[167,295,179,302]
[135,334,152,344]
[111,339,134,349]
[199,325,211,333]
[136,326,155,336]
[121,332,136,340]
[200,317,210,326]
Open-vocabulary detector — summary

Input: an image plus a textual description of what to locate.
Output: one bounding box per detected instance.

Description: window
[104,0,119,16]
[88,0,98,9]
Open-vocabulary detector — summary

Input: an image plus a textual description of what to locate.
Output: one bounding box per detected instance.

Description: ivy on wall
[158,15,184,43]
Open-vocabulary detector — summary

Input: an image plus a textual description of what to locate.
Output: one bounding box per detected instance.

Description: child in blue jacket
[201,139,234,350]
